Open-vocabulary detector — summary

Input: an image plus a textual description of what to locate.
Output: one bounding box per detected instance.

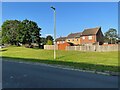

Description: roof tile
[67,32,82,38]
[82,27,101,35]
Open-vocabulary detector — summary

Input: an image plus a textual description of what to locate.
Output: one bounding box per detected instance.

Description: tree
[2,19,41,47]
[46,35,53,45]
[0,30,2,44]
[46,40,53,45]
[40,37,47,45]
[2,20,21,45]
[104,28,118,44]
[20,19,41,46]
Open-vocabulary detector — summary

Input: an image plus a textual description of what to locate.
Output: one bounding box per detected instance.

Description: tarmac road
[2,60,118,88]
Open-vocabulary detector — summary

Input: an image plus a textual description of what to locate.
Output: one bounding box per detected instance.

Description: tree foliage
[2,19,41,46]
[46,35,53,45]
[40,37,46,45]
[46,40,53,45]
[0,30,2,44]
[2,20,21,45]
[104,28,118,44]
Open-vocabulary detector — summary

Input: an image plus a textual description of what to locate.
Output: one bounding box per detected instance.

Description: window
[88,36,92,40]
[82,36,85,40]
[68,39,70,41]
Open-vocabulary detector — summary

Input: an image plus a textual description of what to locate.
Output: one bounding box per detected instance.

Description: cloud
[44,34,53,37]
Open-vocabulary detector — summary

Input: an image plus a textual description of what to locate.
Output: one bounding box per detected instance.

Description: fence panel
[44,45,58,50]
[66,45,119,52]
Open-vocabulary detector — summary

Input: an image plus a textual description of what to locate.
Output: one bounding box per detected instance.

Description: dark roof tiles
[67,32,82,38]
[82,27,101,35]
[56,37,66,41]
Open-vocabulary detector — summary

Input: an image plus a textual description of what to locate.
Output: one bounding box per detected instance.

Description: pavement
[2,60,118,88]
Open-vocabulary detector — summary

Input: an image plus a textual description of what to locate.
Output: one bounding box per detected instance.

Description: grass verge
[1,46,119,72]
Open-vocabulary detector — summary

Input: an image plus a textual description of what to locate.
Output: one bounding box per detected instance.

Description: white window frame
[88,36,92,40]
[82,36,85,40]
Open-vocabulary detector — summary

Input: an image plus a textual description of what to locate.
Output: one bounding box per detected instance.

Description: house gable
[81,27,103,45]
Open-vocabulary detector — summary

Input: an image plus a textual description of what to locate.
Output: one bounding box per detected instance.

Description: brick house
[80,27,104,45]
[55,27,104,50]
[56,37,66,44]
[66,32,82,45]
[56,37,74,50]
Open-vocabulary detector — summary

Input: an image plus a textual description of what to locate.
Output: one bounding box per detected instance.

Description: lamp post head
[51,6,55,10]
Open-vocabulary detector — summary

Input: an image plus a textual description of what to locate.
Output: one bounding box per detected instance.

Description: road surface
[2,60,118,88]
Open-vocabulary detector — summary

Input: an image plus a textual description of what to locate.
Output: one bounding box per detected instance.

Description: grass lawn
[1,46,119,72]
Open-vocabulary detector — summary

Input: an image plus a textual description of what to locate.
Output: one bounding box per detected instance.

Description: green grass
[1,46,119,72]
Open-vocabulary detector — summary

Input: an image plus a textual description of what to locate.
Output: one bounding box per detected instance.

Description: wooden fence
[44,45,58,50]
[66,44,119,52]
[44,44,119,52]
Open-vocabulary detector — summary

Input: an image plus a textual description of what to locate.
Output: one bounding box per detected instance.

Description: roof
[82,27,101,36]
[67,32,82,38]
[56,37,66,41]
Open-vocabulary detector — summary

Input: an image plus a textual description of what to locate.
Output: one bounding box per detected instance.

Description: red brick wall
[58,43,70,50]
[80,35,96,44]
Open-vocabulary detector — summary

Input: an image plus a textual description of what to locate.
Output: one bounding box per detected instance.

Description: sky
[2,2,118,38]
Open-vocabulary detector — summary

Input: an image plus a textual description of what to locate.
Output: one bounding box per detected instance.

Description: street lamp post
[51,6,56,60]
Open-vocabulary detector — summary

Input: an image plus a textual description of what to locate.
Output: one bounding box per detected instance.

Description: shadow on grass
[0,49,8,52]
[2,56,119,72]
